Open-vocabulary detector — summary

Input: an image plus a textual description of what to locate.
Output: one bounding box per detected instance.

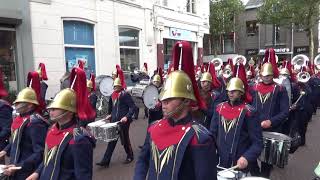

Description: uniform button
[159,124,162,126]
[182,127,185,131]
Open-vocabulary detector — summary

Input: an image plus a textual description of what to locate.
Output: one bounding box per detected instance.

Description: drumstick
[8,166,22,170]
[218,165,239,174]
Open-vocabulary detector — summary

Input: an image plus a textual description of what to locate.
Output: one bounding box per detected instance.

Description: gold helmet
[226,77,245,93]
[14,87,39,105]
[260,63,273,76]
[159,70,196,101]
[280,68,290,76]
[113,77,122,87]
[200,72,212,82]
[47,88,76,113]
[87,80,93,89]
[152,74,161,82]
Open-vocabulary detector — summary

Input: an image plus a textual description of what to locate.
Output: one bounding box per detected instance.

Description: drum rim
[262,131,292,141]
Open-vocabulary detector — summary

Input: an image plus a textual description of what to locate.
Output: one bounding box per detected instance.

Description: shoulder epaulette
[30,113,50,125]
[73,127,96,146]
[191,121,212,144]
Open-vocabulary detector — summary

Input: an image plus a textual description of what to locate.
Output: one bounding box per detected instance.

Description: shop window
[119,27,140,72]
[223,33,235,54]
[186,0,196,14]
[246,21,258,36]
[63,20,95,76]
[0,29,17,101]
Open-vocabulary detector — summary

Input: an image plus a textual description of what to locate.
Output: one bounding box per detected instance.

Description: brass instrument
[292,54,309,71]
[222,66,232,79]
[314,54,320,73]
[297,71,310,83]
[211,58,223,71]
[232,55,247,65]
[290,91,305,110]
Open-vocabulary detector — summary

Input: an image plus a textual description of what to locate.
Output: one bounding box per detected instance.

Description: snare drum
[259,132,291,168]
[240,177,269,180]
[217,171,236,180]
[87,120,107,140]
[100,123,119,142]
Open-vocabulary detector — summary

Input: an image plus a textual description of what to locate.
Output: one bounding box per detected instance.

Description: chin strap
[50,111,69,121]
[164,99,188,121]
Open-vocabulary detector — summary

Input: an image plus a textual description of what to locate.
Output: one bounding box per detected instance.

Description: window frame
[118,26,141,72]
[62,19,96,74]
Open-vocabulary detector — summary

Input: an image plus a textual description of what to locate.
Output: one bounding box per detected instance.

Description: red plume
[0,67,8,97]
[248,65,255,78]
[158,67,164,84]
[38,63,48,80]
[168,63,174,74]
[70,68,96,121]
[116,66,126,89]
[27,71,45,112]
[227,58,234,70]
[263,48,279,78]
[208,63,221,89]
[172,41,206,110]
[78,60,85,70]
[233,63,252,103]
[144,63,148,71]
[90,73,96,91]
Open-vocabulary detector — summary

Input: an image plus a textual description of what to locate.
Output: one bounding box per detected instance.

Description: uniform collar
[168,113,192,126]
[57,118,76,130]
[228,99,243,107]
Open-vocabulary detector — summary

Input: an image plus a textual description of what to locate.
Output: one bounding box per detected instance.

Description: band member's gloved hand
[3,165,20,176]
[290,104,297,111]
[237,156,248,169]
[0,151,6,158]
[120,116,128,123]
[261,120,272,129]
[26,173,39,180]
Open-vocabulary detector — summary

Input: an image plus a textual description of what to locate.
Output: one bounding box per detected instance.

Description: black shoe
[123,157,134,164]
[96,162,109,168]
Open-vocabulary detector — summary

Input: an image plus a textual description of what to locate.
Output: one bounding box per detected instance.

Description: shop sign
[294,46,309,54]
[259,48,291,54]
[246,49,259,55]
[169,28,192,41]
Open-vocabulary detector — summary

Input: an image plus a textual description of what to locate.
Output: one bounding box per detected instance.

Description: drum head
[263,132,291,141]
[143,85,159,109]
[100,122,118,128]
[241,177,269,180]
[218,171,235,178]
[99,76,114,97]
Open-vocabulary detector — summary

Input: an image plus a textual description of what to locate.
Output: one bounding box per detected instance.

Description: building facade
[204,0,319,65]
[0,0,34,102]
[238,0,318,64]
[27,0,209,98]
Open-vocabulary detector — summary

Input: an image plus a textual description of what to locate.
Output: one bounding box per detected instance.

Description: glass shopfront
[0,29,17,102]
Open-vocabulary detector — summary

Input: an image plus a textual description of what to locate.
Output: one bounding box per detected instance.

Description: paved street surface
[93,109,320,180]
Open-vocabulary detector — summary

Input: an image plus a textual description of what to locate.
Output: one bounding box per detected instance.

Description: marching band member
[96,66,137,167]
[134,41,217,180]
[250,48,289,178]
[247,64,255,86]
[37,63,48,107]
[26,67,96,180]
[199,62,222,129]
[210,62,262,174]
[0,68,12,164]
[0,72,49,180]
[219,58,234,102]
[147,68,163,125]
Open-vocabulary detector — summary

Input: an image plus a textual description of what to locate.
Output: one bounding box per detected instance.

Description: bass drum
[142,85,159,109]
[97,75,114,97]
